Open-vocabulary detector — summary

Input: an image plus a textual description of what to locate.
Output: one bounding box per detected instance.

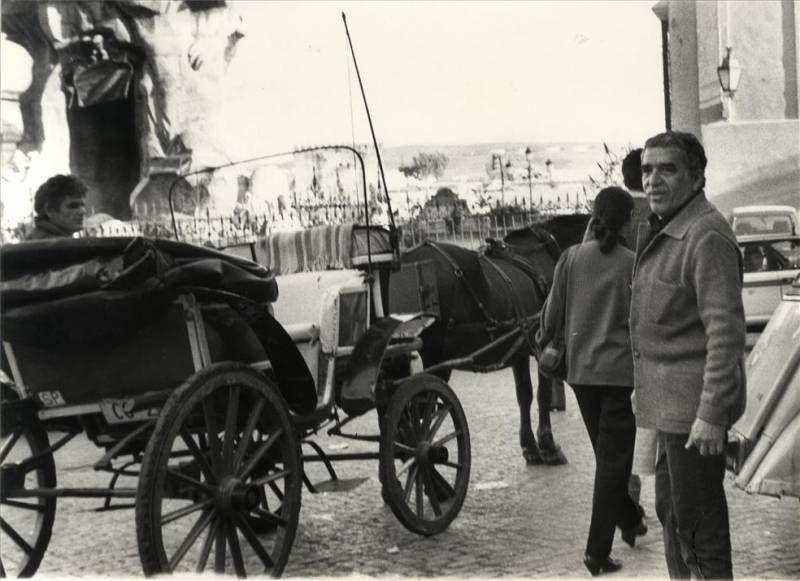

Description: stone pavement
[28,366,800,578]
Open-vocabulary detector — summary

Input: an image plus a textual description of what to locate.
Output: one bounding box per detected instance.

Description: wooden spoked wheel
[136,363,302,577]
[0,403,56,578]
[379,374,470,536]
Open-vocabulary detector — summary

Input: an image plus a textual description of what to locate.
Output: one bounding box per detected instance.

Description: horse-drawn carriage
[0,202,477,577]
[1,142,576,577]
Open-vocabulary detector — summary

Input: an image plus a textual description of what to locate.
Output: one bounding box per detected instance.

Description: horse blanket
[256,223,354,275]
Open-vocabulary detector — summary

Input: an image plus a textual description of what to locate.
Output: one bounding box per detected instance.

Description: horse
[538,214,593,252]
[390,223,568,465]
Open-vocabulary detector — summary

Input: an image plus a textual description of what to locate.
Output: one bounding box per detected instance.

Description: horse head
[540,214,592,251]
[504,224,562,261]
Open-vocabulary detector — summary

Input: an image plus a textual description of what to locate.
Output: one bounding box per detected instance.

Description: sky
[223,1,666,154]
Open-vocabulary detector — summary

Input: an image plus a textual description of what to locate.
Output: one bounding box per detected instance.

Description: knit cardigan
[630,193,746,433]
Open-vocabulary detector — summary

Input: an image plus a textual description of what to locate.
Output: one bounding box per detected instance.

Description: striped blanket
[255,223,354,275]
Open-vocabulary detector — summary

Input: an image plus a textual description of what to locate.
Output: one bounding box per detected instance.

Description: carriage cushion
[271,270,369,354]
[319,283,369,353]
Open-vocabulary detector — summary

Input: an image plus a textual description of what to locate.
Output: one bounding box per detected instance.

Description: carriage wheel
[379,374,470,536]
[0,402,56,578]
[136,363,301,577]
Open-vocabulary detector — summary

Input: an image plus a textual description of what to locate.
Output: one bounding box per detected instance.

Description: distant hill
[381,141,627,183]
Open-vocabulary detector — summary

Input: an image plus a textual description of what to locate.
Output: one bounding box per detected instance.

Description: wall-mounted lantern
[716,46,742,97]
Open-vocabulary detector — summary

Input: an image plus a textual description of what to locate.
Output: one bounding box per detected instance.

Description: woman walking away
[542,186,646,576]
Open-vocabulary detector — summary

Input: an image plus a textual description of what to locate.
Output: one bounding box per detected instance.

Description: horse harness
[421,241,498,332]
[422,240,547,348]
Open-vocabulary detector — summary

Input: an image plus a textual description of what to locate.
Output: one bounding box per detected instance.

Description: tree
[398,152,449,179]
[586,142,630,192]
[571,143,634,213]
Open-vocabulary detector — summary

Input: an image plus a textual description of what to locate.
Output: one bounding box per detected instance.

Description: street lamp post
[525,146,533,208]
[498,156,505,204]
[502,160,511,206]
[492,152,505,206]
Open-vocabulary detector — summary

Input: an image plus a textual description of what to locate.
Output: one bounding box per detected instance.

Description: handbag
[535,248,573,380]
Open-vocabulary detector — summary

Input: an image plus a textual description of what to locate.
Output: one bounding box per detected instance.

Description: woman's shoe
[620,520,648,548]
[583,555,623,576]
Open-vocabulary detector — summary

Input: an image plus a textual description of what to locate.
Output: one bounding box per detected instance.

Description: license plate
[99,399,160,424]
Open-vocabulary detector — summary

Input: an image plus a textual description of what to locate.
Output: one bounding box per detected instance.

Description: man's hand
[685,418,726,456]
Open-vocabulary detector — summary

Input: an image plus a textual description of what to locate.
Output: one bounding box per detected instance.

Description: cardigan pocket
[647,278,693,328]
[659,370,702,423]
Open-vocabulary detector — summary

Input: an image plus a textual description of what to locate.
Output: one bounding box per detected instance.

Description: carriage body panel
[0,237,317,417]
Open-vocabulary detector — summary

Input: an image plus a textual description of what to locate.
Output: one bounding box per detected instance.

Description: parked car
[738,234,800,329]
[730,205,799,237]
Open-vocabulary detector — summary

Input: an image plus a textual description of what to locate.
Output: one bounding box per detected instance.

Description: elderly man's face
[641,146,703,218]
[47,195,86,234]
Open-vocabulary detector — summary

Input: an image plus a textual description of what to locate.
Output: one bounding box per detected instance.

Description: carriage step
[310,476,368,493]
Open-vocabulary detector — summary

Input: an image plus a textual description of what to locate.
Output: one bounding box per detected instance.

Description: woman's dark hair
[591,186,634,253]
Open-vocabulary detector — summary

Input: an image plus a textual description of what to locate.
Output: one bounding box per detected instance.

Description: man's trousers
[655,431,732,579]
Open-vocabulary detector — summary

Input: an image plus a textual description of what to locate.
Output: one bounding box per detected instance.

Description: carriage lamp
[717,46,742,97]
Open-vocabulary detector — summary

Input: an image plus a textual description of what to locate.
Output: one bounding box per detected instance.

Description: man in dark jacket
[630,132,745,579]
[26,175,87,240]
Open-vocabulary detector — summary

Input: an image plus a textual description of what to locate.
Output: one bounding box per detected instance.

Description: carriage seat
[272,269,371,400]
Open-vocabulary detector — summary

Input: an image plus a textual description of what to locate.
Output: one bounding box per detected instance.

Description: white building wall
[654,0,800,210]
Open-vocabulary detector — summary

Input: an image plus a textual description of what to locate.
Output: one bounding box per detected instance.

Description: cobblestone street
[27,366,800,578]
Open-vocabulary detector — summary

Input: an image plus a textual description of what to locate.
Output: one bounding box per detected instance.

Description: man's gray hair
[643,131,707,172]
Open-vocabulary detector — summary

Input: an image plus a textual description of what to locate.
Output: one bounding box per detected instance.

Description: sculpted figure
[1,0,244,219]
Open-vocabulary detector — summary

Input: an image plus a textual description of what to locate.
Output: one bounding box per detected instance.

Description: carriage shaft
[420,320,535,376]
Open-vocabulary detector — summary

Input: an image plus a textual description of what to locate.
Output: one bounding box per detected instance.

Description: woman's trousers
[571,384,641,559]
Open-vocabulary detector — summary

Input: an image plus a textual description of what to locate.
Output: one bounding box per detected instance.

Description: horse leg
[512,358,543,465]
[536,371,568,465]
[550,378,566,411]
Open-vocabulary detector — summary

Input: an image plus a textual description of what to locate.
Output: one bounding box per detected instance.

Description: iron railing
[3,204,579,250]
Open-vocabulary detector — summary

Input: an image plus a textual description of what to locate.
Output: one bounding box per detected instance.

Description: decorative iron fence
[2,204,580,251]
[401,211,555,249]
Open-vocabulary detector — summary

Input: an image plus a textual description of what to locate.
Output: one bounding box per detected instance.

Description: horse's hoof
[522,446,544,466]
[540,445,568,466]
[523,448,544,465]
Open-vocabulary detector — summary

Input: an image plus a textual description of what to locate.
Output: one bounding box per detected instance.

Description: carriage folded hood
[0,237,278,347]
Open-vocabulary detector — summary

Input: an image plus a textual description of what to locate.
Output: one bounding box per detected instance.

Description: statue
[1,0,244,220]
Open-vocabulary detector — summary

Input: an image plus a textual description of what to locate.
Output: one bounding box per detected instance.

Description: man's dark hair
[34,175,88,217]
[621,148,643,192]
[643,131,707,173]
[591,186,634,254]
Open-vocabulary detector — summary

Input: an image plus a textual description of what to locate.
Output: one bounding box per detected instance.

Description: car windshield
[733,215,795,236]
[740,238,800,273]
